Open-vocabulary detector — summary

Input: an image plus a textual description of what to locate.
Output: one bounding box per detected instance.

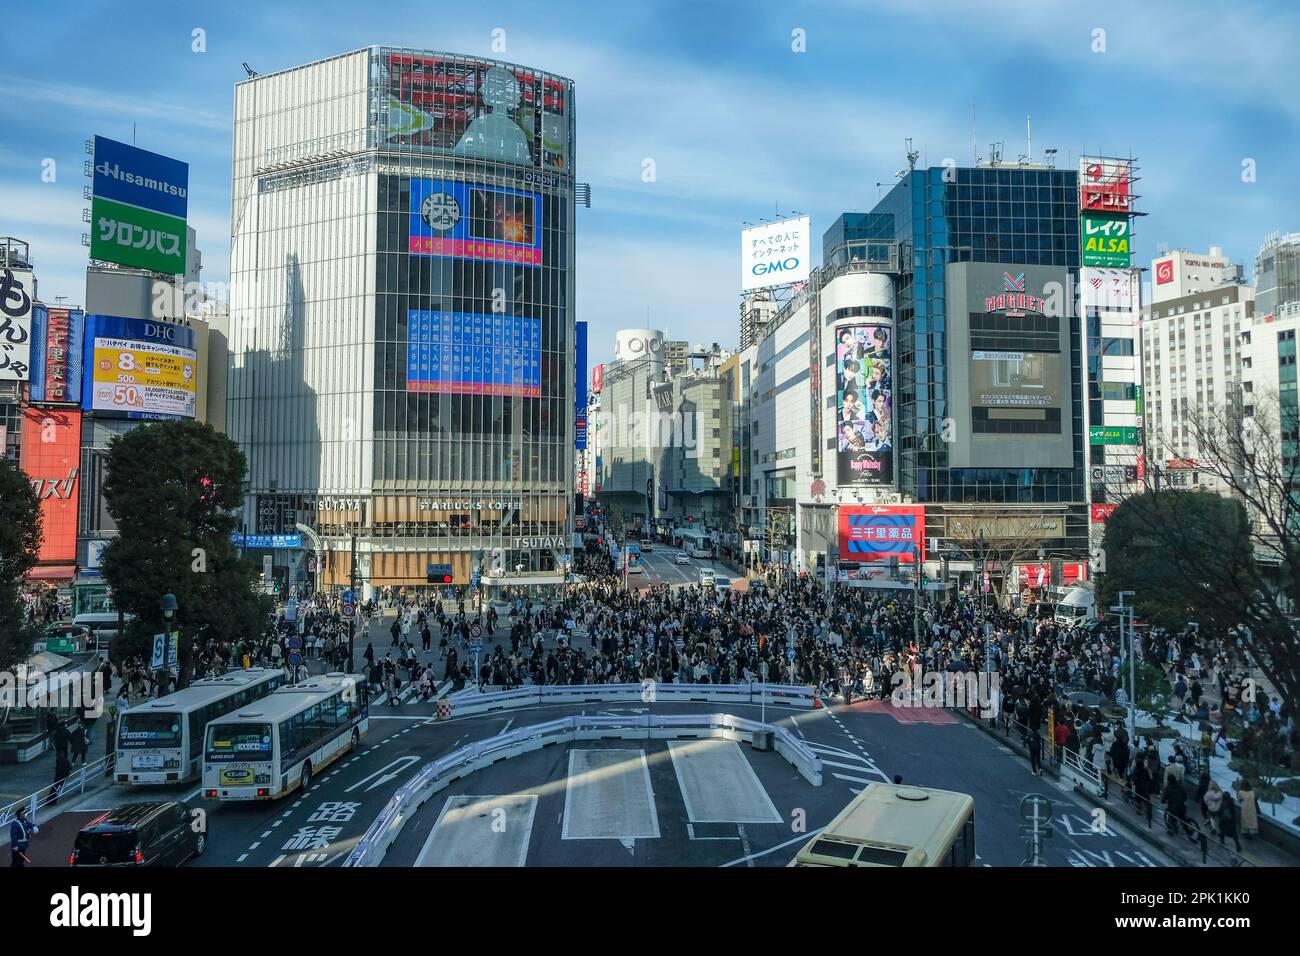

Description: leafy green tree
[0,457,43,670]
[99,420,270,685]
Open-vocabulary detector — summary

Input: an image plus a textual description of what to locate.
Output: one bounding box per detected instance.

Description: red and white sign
[1079,157,1132,213]
[838,504,926,563]
[1090,503,1117,523]
[19,407,81,566]
[1017,563,1088,588]
[1154,259,1175,285]
[591,363,604,394]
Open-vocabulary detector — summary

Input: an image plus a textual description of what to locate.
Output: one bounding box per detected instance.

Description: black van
[70,801,206,867]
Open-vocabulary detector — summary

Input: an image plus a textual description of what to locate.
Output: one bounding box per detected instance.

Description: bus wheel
[350,728,360,751]
[300,762,313,791]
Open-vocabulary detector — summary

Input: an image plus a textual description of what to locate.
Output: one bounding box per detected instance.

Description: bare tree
[945,511,1063,607]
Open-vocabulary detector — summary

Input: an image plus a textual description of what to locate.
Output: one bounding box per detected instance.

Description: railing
[437,682,815,717]
[0,753,115,837]
[344,712,821,867]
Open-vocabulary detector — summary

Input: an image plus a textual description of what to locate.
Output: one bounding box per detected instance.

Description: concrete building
[1149,246,1242,305]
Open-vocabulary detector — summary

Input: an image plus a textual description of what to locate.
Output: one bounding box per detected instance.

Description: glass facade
[229,48,576,589]
[869,166,1085,506]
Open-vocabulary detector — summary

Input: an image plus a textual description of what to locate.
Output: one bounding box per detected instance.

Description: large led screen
[382,52,570,171]
[81,314,196,420]
[407,310,541,397]
[834,325,892,486]
[409,179,542,266]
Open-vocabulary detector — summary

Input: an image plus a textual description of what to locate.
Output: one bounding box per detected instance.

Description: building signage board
[1090,425,1139,445]
[1080,214,1132,268]
[1081,267,1137,311]
[408,179,542,266]
[1079,157,1132,213]
[945,514,1064,541]
[741,216,811,292]
[0,267,35,381]
[407,309,540,397]
[1090,504,1117,523]
[512,536,566,550]
[834,325,893,486]
[81,314,197,420]
[92,136,189,220]
[19,407,81,564]
[838,505,924,563]
[575,320,588,450]
[28,307,85,404]
[89,195,187,275]
[233,533,303,549]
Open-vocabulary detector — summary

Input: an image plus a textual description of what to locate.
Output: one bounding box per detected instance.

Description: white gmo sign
[741,216,811,292]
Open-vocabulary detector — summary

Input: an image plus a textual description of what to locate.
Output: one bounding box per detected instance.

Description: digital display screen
[408,179,542,266]
[834,325,892,486]
[406,310,541,397]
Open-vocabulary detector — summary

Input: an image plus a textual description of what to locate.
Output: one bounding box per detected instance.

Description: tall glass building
[855,164,1089,581]
[228,48,577,595]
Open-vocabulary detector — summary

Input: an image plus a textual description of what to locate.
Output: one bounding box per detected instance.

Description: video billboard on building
[81,314,197,419]
[406,310,541,397]
[409,179,542,266]
[838,504,924,563]
[0,267,35,381]
[28,307,85,404]
[381,52,570,171]
[834,325,892,486]
[19,407,81,565]
[741,217,811,292]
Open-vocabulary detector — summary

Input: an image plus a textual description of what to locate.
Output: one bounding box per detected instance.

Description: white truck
[1052,586,1097,627]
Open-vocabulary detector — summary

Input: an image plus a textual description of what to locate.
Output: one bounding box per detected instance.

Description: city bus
[789,783,975,867]
[115,669,286,785]
[202,673,369,801]
[678,529,712,559]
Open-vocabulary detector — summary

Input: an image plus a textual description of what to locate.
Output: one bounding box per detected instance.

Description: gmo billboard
[741,216,810,292]
[81,314,197,420]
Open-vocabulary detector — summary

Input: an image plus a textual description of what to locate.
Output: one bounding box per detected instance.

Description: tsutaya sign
[512,535,566,550]
[984,272,1046,314]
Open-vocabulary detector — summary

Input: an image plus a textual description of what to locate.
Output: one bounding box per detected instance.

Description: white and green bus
[202,673,370,801]
[115,669,286,786]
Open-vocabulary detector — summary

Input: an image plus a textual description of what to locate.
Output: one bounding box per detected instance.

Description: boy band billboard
[835,325,892,486]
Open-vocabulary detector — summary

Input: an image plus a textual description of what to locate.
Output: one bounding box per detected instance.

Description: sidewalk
[959,709,1300,867]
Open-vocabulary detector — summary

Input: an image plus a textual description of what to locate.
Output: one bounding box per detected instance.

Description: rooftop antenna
[971,98,977,166]
[905,138,919,171]
[1044,147,1058,168]
[1027,115,1032,165]
[243,62,259,78]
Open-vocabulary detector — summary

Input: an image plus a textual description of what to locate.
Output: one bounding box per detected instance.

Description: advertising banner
[1090,504,1117,523]
[82,314,197,419]
[1081,267,1137,311]
[90,195,187,275]
[19,407,81,564]
[741,217,811,292]
[592,363,604,394]
[28,306,85,404]
[575,320,588,450]
[0,267,35,381]
[1089,425,1138,445]
[382,52,569,171]
[971,350,1059,408]
[406,310,540,397]
[1017,563,1087,588]
[1079,157,1132,213]
[409,179,542,266]
[1080,214,1132,268]
[92,136,189,220]
[838,505,924,563]
[834,325,893,486]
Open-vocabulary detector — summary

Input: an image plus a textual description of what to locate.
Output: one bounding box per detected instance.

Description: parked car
[70,801,206,867]
[674,553,691,566]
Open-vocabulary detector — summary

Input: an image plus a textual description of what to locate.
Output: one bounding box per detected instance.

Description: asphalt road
[38,692,1168,869]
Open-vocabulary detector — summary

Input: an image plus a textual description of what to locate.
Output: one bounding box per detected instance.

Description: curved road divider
[344,711,821,867]
[441,681,815,717]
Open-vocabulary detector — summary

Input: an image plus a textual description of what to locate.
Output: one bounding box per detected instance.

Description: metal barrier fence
[438,682,815,718]
[0,753,115,837]
[343,711,821,867]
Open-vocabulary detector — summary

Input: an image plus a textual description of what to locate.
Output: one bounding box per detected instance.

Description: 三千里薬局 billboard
[407,310,540,397]
[409,179,542,266]
[381,53,570,171]
[834,325,892,486]
[741,217,811,292]
[81,314,197,420]
[28,307,85,404]
[838,504,924,563]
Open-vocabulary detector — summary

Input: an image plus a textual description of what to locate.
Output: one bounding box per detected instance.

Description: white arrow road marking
[344,755,421,794]
[832,772,879,786]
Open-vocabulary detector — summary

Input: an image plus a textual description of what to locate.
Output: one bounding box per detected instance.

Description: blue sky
[6,0,1300,363]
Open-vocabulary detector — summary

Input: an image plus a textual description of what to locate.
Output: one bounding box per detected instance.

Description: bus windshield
[206,722,273,761]
[118,712,182,748]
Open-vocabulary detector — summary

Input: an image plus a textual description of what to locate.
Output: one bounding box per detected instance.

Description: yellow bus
[790,784,975,867]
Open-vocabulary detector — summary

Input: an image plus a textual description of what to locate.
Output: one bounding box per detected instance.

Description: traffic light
[427,563,453,584]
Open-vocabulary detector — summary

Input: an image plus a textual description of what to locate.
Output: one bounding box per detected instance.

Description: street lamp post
[160,592,178,694]
[1113,590,1137,744]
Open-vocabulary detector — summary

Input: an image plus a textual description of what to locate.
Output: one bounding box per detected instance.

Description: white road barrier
[343,712,821,867]
[436,681,814,718]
